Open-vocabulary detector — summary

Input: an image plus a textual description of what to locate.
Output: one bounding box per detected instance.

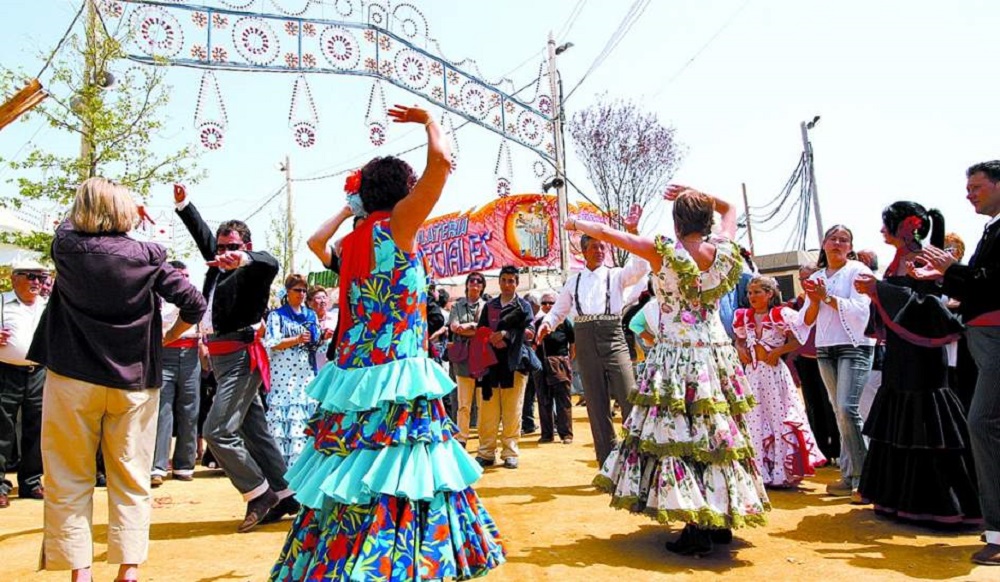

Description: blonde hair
[944,232,965,260]
[69,177,140,234]
[748,275,782,308]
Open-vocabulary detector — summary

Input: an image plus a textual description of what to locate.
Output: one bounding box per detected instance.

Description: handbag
[447,339,469,363]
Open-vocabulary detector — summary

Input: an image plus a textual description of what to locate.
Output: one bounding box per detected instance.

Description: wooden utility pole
[547,32,570,281]
[741,182,755,255]
[79,0,97,181]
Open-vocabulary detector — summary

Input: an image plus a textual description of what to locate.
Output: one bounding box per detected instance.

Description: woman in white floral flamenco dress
[571,186,770,557]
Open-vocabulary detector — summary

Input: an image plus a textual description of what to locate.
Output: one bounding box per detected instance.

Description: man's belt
[575,314,621,323]
[165,337,199,349]
[0,360,40,374]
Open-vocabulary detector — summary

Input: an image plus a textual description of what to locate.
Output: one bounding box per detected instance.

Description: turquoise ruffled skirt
[270,357,506,581]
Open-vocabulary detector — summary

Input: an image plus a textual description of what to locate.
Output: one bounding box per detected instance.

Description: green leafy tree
[266,202,303,281]
[0,3,202,213]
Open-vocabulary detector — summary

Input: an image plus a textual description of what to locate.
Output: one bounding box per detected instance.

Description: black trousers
[535,373,573,440]
[0,363,45,494]
[793,355,841,461]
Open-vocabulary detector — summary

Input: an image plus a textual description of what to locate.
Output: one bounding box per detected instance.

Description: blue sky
[3,0,998,281]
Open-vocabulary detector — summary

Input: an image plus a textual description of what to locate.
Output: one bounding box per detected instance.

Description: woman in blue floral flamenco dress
[270,105,505,581]
[569,186,769,557]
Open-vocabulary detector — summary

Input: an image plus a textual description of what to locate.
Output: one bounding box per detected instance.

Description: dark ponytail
[926,209,945,250]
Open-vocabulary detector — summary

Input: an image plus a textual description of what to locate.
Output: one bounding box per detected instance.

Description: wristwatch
[822,295,833,305]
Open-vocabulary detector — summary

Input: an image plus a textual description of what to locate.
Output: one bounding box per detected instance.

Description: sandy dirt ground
[1,406,993,581]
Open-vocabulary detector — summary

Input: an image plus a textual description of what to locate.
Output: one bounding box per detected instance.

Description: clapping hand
[801,278,826,303]
[908,246,955,280]
[853,273,877,296]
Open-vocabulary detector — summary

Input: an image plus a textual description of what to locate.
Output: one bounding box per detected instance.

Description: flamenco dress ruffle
[594,338,771,529]
[270,358,506,581]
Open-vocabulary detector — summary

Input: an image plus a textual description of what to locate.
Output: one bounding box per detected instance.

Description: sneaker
[238,489,279,533]
[261,496,300,525]
[20,485,44,500]
[475,457,495,468]
[150,475,164,488]
[561,437,573,445]
[825,479,853,497]
[503,457,519,469]
[850,490,870,505]
[173,473,194,482]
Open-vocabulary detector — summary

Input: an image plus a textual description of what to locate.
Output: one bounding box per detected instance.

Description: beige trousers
[455,375,477,442]
[476,372,528,461]
[40,371,159,571]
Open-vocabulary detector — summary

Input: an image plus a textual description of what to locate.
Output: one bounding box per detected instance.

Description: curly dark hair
[881,201,945,250]
[216,220,252,244]
[359,156,418,214]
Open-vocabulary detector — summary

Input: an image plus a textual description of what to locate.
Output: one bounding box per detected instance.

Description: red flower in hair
[901,215,923,239]
[344,169,362,194]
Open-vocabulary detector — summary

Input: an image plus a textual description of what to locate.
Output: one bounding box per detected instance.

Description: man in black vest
[174,185,293,532]
[914,160,1000,566]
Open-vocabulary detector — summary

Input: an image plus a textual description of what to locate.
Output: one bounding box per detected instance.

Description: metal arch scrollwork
[107,0,558,164]
[390,3,428,43]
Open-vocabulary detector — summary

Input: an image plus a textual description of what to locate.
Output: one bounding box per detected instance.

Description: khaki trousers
[40,371,159,571]
[476,372,528,461]
[455,375,477,442]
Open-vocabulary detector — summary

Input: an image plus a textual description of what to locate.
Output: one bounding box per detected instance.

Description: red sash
[165,337,199,349]
[206,335,271,391]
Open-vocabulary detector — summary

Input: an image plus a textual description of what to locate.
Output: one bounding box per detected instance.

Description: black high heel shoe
[665,524,714,556]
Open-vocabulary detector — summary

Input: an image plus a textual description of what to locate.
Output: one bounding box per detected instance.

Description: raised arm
[308,206,354,269]
[174,185,217,261]
[566,218,661,270]
[665,185,737,240]
[388,105,453,253]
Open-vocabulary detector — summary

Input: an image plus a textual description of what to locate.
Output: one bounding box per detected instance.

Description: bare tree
[569,96,684,266]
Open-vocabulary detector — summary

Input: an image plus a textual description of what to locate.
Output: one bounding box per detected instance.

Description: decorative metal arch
[99,0,556,161]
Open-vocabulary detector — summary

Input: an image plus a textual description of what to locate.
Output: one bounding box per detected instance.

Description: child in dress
[734,276,826,487]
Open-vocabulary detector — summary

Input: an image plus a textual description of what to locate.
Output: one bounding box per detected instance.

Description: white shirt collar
[986,213,1000,229]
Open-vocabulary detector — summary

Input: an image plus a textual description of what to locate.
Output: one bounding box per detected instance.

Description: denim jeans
[152,347,201,476]
[817,344,873,488]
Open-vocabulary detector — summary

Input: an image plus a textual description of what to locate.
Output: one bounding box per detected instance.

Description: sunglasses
[289,287,308,294]
[541,301,555,305]
[16,273,49,282]
[216,243,244,253]
[467,279,485,285]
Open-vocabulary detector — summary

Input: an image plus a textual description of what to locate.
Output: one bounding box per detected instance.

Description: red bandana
[334,210,392,346]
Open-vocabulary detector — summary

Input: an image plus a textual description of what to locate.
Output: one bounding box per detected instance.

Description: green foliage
[266,202,303,280]
[0,15,202,210]
[0,230,54,262]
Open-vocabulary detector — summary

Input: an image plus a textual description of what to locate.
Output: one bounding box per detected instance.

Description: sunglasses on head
[16,273,49,282]
[216,243,244,252]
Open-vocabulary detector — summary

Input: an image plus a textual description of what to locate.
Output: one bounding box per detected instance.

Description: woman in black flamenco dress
[853,201,981,527]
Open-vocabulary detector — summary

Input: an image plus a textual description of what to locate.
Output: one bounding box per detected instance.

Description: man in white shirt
[0,259,49,507]
[538,233,649,465]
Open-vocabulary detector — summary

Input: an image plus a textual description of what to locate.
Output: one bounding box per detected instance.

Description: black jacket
[29,222,206,389]
[943,219,1000,321]
[176,202,279,335]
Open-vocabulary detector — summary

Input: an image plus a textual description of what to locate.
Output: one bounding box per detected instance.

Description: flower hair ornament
[900,215,924,240]
[344,169,362,195]
[344,169,367,218]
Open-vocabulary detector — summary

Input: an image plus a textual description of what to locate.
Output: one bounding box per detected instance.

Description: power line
[244,183,287,221]
[652,0,752,96]
[36,0,86,79]
[556,0,587,41]
[563,0,650,103]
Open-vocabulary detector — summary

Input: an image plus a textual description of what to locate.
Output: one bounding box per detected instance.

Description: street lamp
[547,33,572,280]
